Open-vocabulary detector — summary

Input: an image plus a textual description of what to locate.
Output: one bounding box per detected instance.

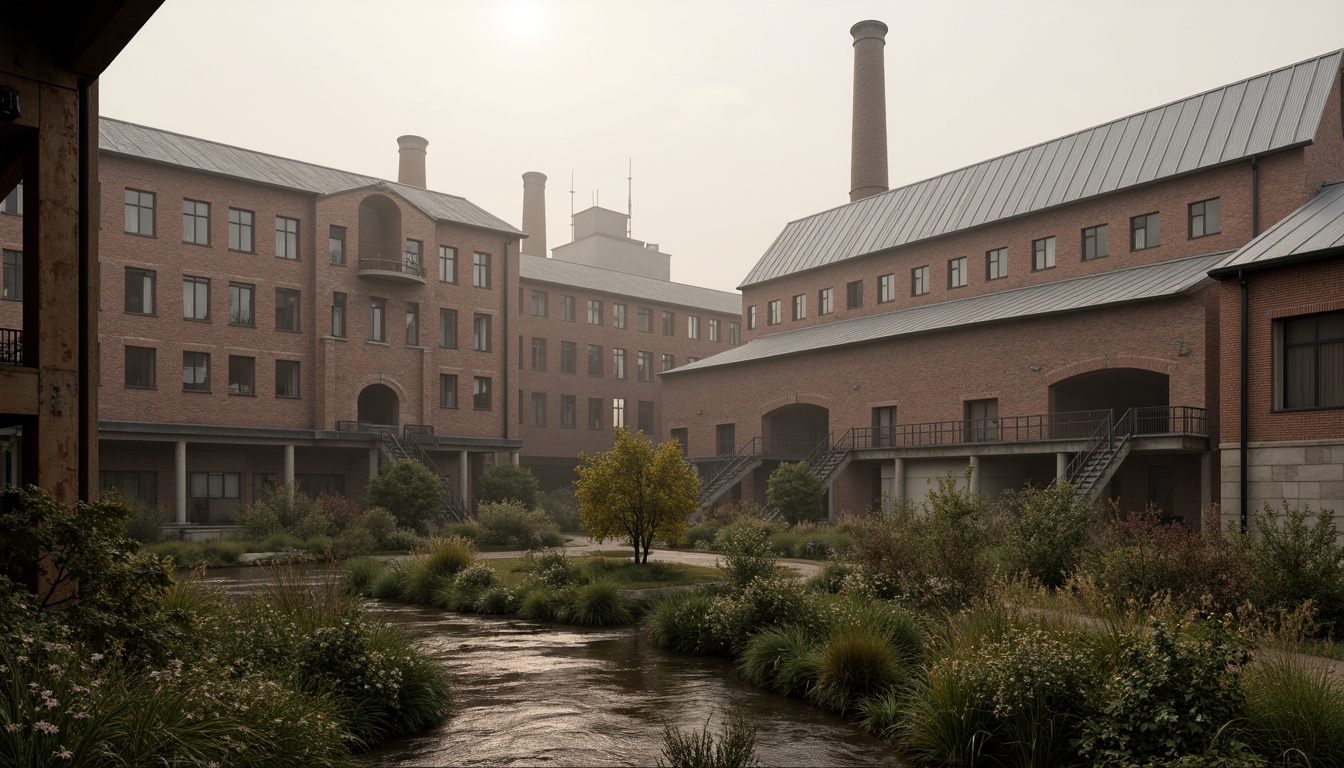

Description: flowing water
[205,567,905,767]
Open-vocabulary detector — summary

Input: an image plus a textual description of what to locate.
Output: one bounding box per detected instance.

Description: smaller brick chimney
[397,135,428,188]
[521,171,547,257]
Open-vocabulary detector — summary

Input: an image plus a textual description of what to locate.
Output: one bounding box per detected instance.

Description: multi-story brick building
[662,23,1344,529]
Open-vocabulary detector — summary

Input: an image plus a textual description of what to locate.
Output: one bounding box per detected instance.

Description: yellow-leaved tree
[574,428,699,563]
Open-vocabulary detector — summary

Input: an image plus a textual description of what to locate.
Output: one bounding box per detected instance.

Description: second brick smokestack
[397,135,429,188]
[520,171,547,257]
[849,20,889,202]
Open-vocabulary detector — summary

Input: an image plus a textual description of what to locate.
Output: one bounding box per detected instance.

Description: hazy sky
[101,0,1344,293]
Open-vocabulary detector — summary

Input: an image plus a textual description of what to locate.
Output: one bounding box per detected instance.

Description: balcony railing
[357,255,425,282]
[0,327,23,365]
[844,407,1207,451]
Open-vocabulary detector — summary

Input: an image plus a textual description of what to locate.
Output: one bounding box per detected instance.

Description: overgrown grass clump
[658,710,761,768]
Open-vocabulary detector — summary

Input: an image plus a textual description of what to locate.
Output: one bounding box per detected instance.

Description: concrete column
[459,450,470,505]
[368,447,379,481]
[1056,452,1069,480]
[283,444,295,498]
[968,455,981,494]
[1200,452,1212,517]
[849,20,889,201]
[174,441,187,525]
[511,451,520,467]
[891,457,905,507]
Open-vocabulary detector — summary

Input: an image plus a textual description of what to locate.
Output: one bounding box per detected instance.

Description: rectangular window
[716,423,736,455]
[229,283,255,326]
[561,295,576,321]
[275,288,300,332]
[531,290,548,317]
[369,297,386,342]
[1131,212,1160,250]
[531,392,547,427]
[846,279,864,309]
[473,313,492,351]
[588,397,603,430]
[587,299,603,325]
[183,276,209,321]
[986,247,1008,280]
[911,266,930,296]
[472,251,491,288]
[818,287,833,315]
[1082,225,1108,261]
[99,469,156,507]
[275,216,299,260]
[662,310,676,336]
[182,199,210,245]
[661,353,675,371]
[878,274,896,303]
[187,472,241,501]
[473,376,492,410]
[766,301,781,326]
[1278,310,1344,409]
[438,308,457,348]
[438,374,458,408]
[296,474,345,497]
[1,250,20,301]
[1,181,21,215]
[637,351,653,381]
[705,318,719,342]
[560,394,576,428]
[746,306,757,330]
[405,239,422,271]
[612,397,627,429]
[328,224,346,264]
[872,406,896,447]
[405,302,420,345]
[1033,236,1056,270]
[1189,198,1220,238]
[229,208,255,252]
[588,344,603,377]
[125,267,156,314]
[124,345,155,389]
[275,360,300,398]
[560,341,577,373]
[791,294,806,321]
[613,348,628,379]
[124,189,155,236]
[729,321,741,345]
[637,401,654,433]
[439,246,457,283]
[613,303,628,329]
[948,256,968,289]
[637,307,653,332]
[228,355,254,396]
[182,351,210,392]
[331,292,346,337]
[531,337,547,371]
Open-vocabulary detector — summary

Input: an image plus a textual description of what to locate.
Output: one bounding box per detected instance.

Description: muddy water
[203,568,904,767]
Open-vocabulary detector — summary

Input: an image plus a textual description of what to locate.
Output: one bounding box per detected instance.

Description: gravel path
[476,535,823,577]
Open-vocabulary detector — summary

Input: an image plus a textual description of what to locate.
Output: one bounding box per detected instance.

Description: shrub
[364,461,444,531]
[370,563,408,599]
[319,493,363,534]
[1241,652,1344,765]
[474,585,520,615]
[454,563,499,591]
[517,586,572,622]
[819,596,923,661]
[146,538,253,569]
[1241,503,1344,632]
[261,531,305,551]
[685,520,725,549]
[766,462,825,526]
[344,556,386,596]
[540,487,583,532]
[331,526,376,559]
[812,623,907,713]
[523,548,583,589]
[381,528,426,552]
[568,581,635,626]
[715,518,778,588]
[237,483,333,539]
[1001,480,1096,588]
[415,535,477,578]
[475,500,557,549]
[705,577,819,656]
[647,590,726,656]
[658,710,761,768]
[807,560,856,594]
[738,624,820,697]
[358,506,398,547]
[474,463,540,509]
[116,492,165,544]
[767,530,802,557]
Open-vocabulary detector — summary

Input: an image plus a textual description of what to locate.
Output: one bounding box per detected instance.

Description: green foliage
[1241,503,1344,632]
[145,538,252,569]
[475,500,557,549]
[363,460,444,531]
[704,576,819,656]
[521,548,583,589]
[818,596,923,661]
[474,463,540,509]
[658,710,761,768]
[539,487,583,532]
[358,506,398,547]
[454,563,499,591]
[380,528,425,552]
[400,536,475,604]
[812,623,907,713]
[474,586,520,615]
[568,580,634,626]
[237,483,333,540]
[766,462,825,526]
[114,491,165,544]
[1001,480,1097,588]
[806,560,857,594]
[370,562,408,599]
[0,485,179,664]
[685,520,726,550]
[714,518,778,589]
[647,590,725,656]
[1241,652,1344,766]
[576,428,700,563]
[738,624,820,697]
[261,531,305,551]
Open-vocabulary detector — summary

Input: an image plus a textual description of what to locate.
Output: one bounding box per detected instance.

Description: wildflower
[34,720,59,734]
[53,746,72,759]
[89,653,103,662]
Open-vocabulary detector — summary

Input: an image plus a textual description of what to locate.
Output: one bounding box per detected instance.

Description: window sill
[184,317,211,323]
[276,394,301,400]
[1272,404,1344,413]
[1130,245,1160,252]
[124,385,157,390]
[183,389,211,394]
[277,328,301,334]
[323,335,347,342]
[229,323,256,329]
[124,232,156,239]
[125,311,158,317]
[366,340,390,346]
[1188,232,1220,240]
[228,249,255,255]
[183,241,211,248]
[227,391,256,397]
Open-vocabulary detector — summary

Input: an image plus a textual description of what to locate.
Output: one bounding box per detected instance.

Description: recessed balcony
[357,255,425,285]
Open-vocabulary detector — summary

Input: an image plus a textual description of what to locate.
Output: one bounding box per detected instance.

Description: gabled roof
[670,251,1227,374]
[1211,181,1344,275]
[519,254,740,315]
[98,118,523,236]
[741,49,1343,289]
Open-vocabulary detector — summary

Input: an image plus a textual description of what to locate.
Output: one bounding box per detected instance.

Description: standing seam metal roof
[98,117,523,236]
[519,254,740,314]
[740,50,1342,289]
[670,251,1228,374]
[1212,182,1344,273]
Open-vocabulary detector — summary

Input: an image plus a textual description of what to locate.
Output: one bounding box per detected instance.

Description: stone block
[1272,464,1300,481]
[1253,446,1306,466]
[1248,481,1282,502]
[1281,482,1300,499]
[1299,482,1321,500]
[1299,463,1344,482]
[1305,446,1333,463]
[1247,464,1275,482]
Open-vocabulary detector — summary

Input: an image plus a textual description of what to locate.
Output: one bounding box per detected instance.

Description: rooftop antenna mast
[626,158,633,238]
[569,172,575,242]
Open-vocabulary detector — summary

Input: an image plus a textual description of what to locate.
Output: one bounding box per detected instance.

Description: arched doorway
[358,194,403,266]
[760,403,829,456]
[358,383,399,427]
[1050,367,1169,434]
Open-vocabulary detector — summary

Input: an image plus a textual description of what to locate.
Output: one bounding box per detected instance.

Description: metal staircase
[802,429,857,489]
[697,438,764,510]
[1063,410,1134,503]
[379,430,471,523]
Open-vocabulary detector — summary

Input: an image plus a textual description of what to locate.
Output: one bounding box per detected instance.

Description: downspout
[1238,155,1258,533]
[502,238,512,444]
[77,77,93,502]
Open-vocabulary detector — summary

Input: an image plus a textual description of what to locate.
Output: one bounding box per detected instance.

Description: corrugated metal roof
[98,118,523,236]
[741,50,1342,288]
[519,254,741,314]
[671,251,1228,374]
[1212,182,1344,273]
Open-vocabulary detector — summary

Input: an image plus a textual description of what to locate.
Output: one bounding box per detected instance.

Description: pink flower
[34,720,58,735]
[53,746,72,759]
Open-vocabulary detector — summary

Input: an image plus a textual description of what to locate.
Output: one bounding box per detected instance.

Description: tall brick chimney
[849,20,889,202]
[397,135,428,188]
[520,171,548,257]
